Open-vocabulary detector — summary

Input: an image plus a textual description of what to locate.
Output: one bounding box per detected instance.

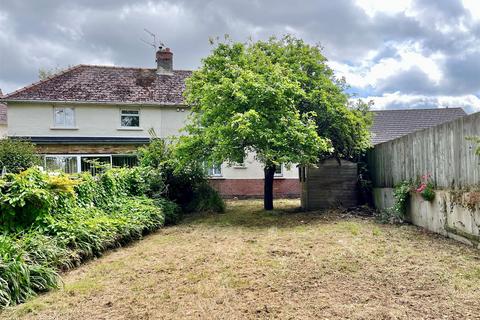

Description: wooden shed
[300,158,359,210]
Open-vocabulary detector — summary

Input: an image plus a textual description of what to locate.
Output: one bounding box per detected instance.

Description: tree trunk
[264,164,276,210]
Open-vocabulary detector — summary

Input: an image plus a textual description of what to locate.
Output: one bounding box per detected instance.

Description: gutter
[1,99,189,108]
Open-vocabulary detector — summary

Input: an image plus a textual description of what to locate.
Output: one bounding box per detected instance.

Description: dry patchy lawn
[3,199,480,319]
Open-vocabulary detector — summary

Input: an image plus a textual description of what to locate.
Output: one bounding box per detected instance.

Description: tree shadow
[181,199,351,229]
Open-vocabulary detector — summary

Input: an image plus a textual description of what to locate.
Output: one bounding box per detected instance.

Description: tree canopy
[175,35,371,209]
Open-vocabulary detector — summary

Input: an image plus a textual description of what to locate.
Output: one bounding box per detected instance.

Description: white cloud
[364,92,480,113]
[462,0,480,20]
[354,0,413,17]
[330,42,444,89]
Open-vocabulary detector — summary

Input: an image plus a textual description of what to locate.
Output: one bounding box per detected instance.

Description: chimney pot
[156,47,173,75]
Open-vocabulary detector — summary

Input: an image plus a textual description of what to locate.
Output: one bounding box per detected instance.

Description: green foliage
[421,182,436,201]
[0,167,178,308]
[178,36,329,169]
[0,139,39,174]
[176,35,371,208]
[0,236,59,307]
[187,183,226,213]
[0,168,77,232]
[379,181,411,224]
[139,138,223,211]
[414,174,435,202]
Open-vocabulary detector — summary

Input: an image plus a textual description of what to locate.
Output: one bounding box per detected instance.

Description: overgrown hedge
[0,167,179,307]
[0,138,226,308]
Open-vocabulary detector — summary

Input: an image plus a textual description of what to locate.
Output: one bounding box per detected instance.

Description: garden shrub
[378,181,411,224]
[0,167,178,308]
[0,168,77,232]
[0,139,39,174]
[187,182,225,213]
[415,173,435,201]
[0,139,222,307]
[138,138,224,212]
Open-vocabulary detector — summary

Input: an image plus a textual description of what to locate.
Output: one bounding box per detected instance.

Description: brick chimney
[156,47,173,75]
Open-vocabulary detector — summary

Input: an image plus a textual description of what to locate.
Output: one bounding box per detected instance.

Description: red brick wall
[209,178,300,199]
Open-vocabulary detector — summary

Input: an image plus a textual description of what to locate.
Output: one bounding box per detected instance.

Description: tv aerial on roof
[140,28,165,51]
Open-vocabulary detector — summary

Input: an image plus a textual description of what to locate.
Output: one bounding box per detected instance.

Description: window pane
[64,108,75,127]
[54,107,75,127]
[45,156,78,174]
[81,156,111,175]
[54,109,65,126]
[275,165,283,175]
[208,164,222,176]
[121,110,140,127]
[112,155,138,168]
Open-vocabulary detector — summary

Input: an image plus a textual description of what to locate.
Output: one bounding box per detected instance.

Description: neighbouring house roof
[2,65,192,105]
[370,107,467,145]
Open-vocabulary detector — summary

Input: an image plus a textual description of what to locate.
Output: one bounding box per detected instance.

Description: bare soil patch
[3,199,480,319]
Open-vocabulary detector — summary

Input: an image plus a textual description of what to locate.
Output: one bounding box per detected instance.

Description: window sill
[233,166,247,169]
[117,127,144,131]
[50,127,79,130]
[208,176,225,180]
[274,175,285,179]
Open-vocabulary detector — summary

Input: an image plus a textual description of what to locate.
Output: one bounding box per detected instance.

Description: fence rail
[368,112,480,189]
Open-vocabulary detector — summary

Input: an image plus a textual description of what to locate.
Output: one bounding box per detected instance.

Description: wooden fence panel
[369,112,480,189]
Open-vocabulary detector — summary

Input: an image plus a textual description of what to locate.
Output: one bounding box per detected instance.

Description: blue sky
[1,0,480,112]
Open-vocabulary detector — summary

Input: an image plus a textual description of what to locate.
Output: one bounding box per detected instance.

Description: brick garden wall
[209,178,300,199]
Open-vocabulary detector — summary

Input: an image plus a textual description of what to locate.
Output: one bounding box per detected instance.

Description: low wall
[209,178,300,199]
[373,188,480,247]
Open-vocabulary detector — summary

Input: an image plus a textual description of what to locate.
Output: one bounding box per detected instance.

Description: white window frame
[43,154,113,174]
[52,106,76,129]
[119,108,141,129]
[274,164,284,177]
[208,164,222,177]
[43,154,140,174]
[44,155,79,174]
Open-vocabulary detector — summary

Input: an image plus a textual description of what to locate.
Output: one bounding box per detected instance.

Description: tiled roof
[2,65,192,105]
[371,108,466,145]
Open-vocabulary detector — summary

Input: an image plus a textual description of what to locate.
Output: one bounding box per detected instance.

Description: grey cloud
[1,0,480,112]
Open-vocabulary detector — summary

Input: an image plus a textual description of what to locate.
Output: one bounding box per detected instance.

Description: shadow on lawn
[182,199,347,229]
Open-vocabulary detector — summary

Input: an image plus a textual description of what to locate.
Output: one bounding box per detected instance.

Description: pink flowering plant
[415,173,435,201]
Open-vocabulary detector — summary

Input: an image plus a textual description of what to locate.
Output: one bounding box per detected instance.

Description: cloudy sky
[1,0,480,112]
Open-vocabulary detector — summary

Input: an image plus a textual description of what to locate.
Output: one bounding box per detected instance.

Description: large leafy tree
[176,35,371,210]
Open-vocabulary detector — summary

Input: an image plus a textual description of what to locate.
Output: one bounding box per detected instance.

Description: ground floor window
[45,156,78,174]
[43,154,138,174]
[207,164,222,177]
[274,164,283,177]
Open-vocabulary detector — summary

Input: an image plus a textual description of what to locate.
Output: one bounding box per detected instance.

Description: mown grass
[3,199,480,320]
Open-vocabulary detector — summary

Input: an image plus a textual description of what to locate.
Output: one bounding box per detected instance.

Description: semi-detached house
[1,48,300,198]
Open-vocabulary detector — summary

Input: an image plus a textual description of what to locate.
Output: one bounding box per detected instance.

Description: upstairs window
[53,107,75,128]
[120,110,140,127]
